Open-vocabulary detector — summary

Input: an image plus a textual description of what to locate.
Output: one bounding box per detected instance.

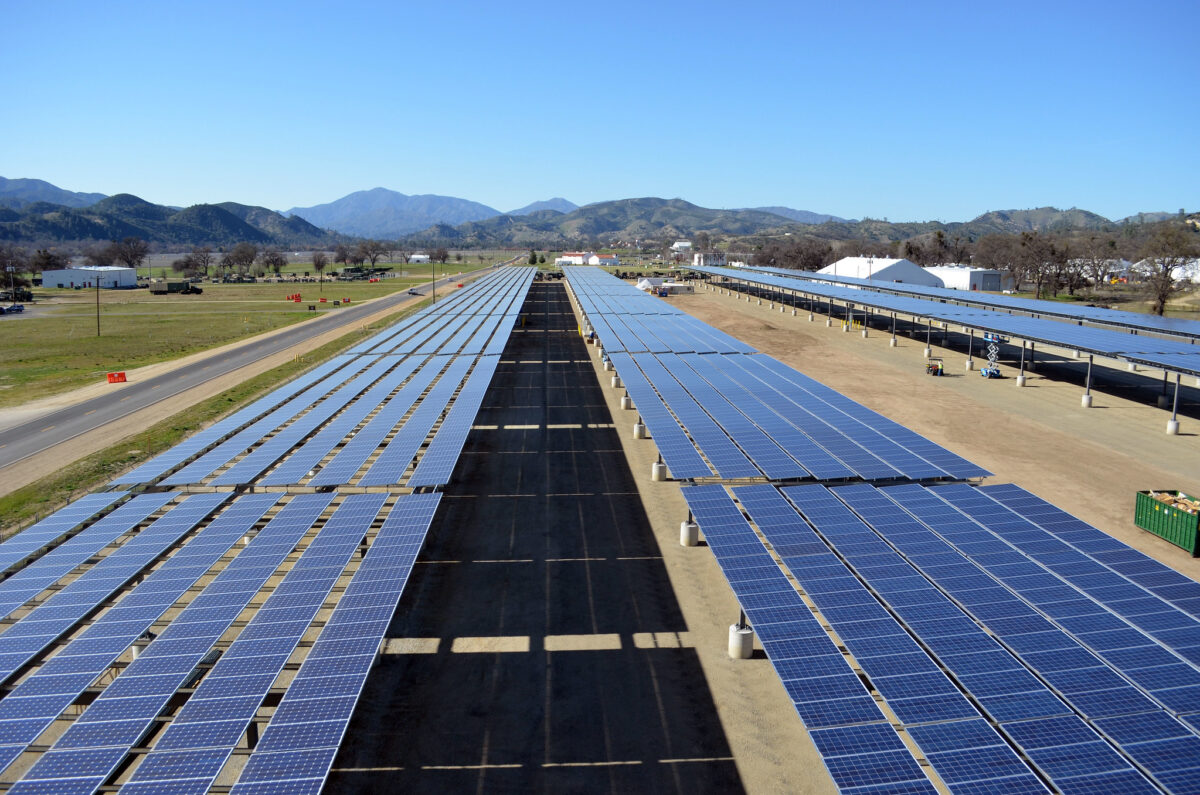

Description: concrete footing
[620,395,632,411]
[633,422,646,439]
[680,521,699,547]
[1167,419,1181,435]
[923,347,931,358]
[728,624,754,659]
[826,318,833,327]
[651,461,667,481]
[1127,363,1138,372]
[1016,375,1026,387]
[889,338,897,347]
[861,329,869,339]
[611,375,622,389]
[842,323,850,333]
[965,359,975,371]
[602,360,612,371]
[1082,394,1093,408]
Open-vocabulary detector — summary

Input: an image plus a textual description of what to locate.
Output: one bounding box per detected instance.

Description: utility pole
[95,276,101,336]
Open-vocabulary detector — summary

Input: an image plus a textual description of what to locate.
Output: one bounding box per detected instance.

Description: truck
[149,280,203,295]
[0,288,32,302]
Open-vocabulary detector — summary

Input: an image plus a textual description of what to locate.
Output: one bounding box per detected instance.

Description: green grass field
[0,277,448,407]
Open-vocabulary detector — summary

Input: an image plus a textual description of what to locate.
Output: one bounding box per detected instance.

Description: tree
[528,249,538,265]
[84,243,118,267]
[358,240,387,268]
[694,231,712,252]
[221,242,258,277]
[0,243,29,288]
[333,243,351,267]
[172,247,215,279]
[538,254,545,264]
[29,249,68,274]
[1139,223,1200,315]
[432,247,450,264]
[312,251,328,292]
[1081,235,1117,288]
[112,237,150,270]
[258,248,288,275]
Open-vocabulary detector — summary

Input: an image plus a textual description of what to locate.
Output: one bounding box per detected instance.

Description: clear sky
[3,0,1196,222]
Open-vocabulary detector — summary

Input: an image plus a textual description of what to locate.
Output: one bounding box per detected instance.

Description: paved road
[0,268,496,472]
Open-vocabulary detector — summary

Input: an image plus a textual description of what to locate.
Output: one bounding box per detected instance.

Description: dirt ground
[671,286,1200,582]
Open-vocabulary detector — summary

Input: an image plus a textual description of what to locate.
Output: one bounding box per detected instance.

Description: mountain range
[0,177,1180,250]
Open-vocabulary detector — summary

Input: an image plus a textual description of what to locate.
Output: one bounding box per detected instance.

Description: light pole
[431,260,437,304]
[4,266,13,305]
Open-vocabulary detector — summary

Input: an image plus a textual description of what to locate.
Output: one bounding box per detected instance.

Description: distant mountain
[962,207,1111,235]
[508,198,578,216]
[0,193,337,247]
[1119,211,1177,224]
[286,188,500,238]
[402,197,801,247]
[0,177,106,210]
[747,206,847,224]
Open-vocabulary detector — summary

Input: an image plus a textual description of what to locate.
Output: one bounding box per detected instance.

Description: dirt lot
[672,286,1200,581]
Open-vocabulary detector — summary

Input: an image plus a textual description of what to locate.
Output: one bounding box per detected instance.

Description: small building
[670,241,692,252]
[41,265,137,289]
[820,257,941,287]
[586,253,621,267]
[408,253,431,264]
[923,265,1004,292]
[692,252,726,268]
[555,251,593,266]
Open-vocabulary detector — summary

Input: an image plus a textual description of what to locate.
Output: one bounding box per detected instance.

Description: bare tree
[221,242,258,277]
[432,247,450,264]
[1138,223,1200,315]
[258,248,288,276]
[0,243,29,288]
[358,240,387,268]
[29,249,68,274]
[312,251,328,292]
[84,243,118,267]
[333,243,351,267]
[112,237,150,270]
[172,246,214,279]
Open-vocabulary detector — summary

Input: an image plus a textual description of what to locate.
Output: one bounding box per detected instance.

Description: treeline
[748,219,1200,315]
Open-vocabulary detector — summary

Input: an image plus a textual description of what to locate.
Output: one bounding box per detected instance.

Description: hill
[508,198,578,216]
[747,206,847,224]
[402,198,798,247]
[286,188,500,237]
[0,177,106,210]
[0,193,337,247]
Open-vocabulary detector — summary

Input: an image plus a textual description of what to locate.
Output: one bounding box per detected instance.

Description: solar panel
[0,493,230,685]
[0,493,178,621]
[118,494,389,793]
[0,492,127,574]
[407,356,500,486]
[0,493,280,781]
[229,493,441,795]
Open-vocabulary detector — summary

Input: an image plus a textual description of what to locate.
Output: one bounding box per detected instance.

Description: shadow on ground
[327,283,743,794]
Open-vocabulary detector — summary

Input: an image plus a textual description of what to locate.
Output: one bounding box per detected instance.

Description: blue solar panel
[12,494,331,792]
[228,493,441,794]
[0,493,280,783]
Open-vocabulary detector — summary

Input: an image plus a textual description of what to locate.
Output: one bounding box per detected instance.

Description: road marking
[83,410,96,416]
[381,638,440,654]
[40,425,55,433]
[119,396,131,401]
[423,764,522,770]
[543,760,642,768]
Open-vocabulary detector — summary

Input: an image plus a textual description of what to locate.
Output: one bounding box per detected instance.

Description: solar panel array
[690,264,1200,377]
[745,263,1200,341]
[564,266,988,483]
[113,266,532,489]
[683,483,1200,793]
[0,267,525,789]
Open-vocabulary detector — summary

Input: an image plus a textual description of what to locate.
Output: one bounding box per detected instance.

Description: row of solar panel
[112,267,532,489]
[745,263,1200,341]
[684,482,1200,793]
[566,268,988,485]
[690,265,1200,377]
[0,491,439,794]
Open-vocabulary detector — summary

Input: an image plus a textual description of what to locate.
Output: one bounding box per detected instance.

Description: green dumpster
[1135,491,1200,555]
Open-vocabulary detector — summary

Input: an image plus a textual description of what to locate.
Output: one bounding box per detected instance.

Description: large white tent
[820,257,941,287]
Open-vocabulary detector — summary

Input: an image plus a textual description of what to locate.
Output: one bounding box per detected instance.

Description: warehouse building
[41,265,138,289]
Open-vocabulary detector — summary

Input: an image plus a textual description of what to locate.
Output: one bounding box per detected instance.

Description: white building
[923,265,1004,292]
[41,265,137,289]
[409,253,431,264]
[555,251,593,266]
[820,257,941,287]
[692,252,726,268]
[670,241,692,252]
[586,253,620,267]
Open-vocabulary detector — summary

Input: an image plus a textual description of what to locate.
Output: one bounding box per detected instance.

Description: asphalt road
[327,282,742,792]
[0,268,494,472]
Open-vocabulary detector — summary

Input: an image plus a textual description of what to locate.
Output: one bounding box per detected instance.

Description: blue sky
[3,0,1196,222]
